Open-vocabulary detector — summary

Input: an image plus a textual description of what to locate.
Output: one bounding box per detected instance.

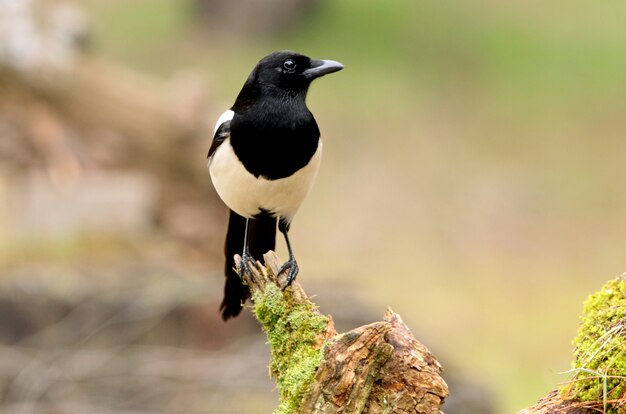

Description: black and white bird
[207,51,344,320]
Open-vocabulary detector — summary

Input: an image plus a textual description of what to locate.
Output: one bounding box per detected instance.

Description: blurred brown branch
[0,56,210,179]
[0,1,223,246]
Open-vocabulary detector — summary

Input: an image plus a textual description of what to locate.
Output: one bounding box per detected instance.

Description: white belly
[208,137,322,221]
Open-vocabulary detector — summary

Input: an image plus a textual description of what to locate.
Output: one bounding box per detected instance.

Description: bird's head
[245,50,344,97]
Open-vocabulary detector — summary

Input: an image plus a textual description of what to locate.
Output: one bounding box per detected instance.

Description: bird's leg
[277,218,299,289]
[238,218,258,279]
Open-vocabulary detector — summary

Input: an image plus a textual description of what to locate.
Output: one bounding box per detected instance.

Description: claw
[237,251,258,280]
[278,258,299,290]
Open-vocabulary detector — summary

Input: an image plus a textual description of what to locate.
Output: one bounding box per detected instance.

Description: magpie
[207,51,344,320]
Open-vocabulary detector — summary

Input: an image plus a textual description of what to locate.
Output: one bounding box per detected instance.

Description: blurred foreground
[1,0,625,413]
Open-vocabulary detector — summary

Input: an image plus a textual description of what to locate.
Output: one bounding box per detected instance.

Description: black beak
[303,59,344,80]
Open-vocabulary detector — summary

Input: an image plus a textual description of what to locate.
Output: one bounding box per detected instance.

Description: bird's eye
[283,59,296,73]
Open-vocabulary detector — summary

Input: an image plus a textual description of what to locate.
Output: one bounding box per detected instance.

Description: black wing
[207,119,231,160]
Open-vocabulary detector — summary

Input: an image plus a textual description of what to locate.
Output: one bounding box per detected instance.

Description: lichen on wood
[237,251,448,414]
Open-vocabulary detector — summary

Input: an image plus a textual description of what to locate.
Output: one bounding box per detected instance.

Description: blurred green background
[1,0,625,413]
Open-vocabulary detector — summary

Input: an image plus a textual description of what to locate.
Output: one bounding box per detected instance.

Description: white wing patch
[213,109,234,135]
[207,109,235,167]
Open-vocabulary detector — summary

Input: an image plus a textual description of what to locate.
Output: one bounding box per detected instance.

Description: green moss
[562,275,626,413]
[253,284,330,414]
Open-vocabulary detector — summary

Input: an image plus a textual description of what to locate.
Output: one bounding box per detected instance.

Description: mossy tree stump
[519,275,626,414]
[236,251,449,414]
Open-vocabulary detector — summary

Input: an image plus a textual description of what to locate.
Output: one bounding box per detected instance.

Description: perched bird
[208,50,343,320]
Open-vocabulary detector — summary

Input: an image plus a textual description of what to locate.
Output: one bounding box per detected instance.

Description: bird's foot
[277,257,299,290]
[237,251,259,280]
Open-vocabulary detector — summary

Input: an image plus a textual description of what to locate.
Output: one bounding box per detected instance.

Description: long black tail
[220,209,276,320]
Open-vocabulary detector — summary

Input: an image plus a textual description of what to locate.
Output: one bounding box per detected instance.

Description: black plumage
[208,50,343,320]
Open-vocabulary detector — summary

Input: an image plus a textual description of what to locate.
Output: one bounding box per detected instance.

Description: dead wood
[237,251,448,414]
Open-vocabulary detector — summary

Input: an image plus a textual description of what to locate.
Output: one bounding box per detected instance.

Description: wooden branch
[237,251,448,414]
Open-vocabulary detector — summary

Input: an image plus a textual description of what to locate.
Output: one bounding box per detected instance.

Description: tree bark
[518,390,597,414]
[238,251,449,414]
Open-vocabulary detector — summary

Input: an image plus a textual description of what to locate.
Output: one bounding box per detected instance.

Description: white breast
[209,137,322,222]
